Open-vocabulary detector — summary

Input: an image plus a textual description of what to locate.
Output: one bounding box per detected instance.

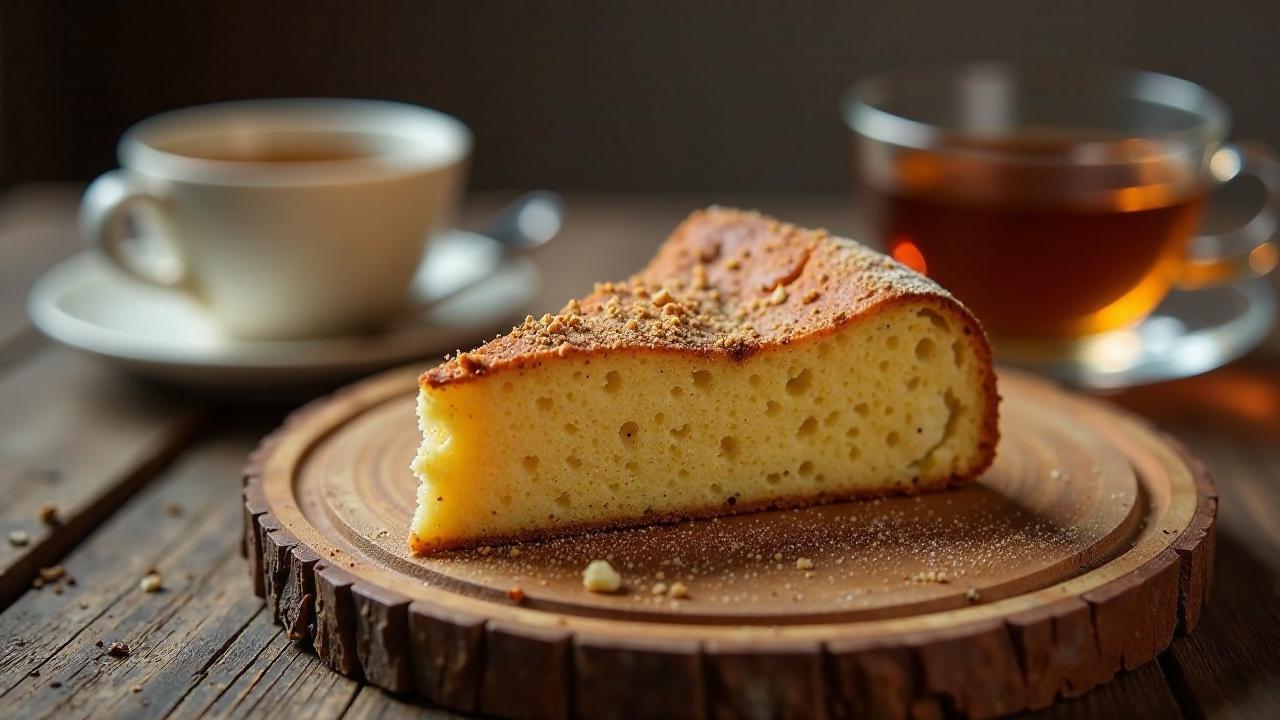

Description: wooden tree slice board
[243,367,1216,720]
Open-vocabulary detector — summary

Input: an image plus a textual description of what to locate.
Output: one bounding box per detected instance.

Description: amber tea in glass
[844,64,1278,350]
[879,139,1206,340]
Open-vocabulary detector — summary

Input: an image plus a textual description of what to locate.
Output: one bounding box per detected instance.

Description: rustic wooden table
[1,185,1277,719]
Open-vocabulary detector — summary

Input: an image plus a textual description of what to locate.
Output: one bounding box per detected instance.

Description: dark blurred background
[4,0,1280,192]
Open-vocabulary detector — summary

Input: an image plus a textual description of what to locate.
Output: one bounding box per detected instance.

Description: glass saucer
[996,277,1277,390]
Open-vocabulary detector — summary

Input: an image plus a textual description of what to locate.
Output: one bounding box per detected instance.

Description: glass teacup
[842,64,1278,387]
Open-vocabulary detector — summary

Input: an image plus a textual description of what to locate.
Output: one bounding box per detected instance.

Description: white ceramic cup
[80,98,471,340]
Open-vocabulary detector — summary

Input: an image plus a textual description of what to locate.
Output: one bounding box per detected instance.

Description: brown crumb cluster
[423,207,954,387]
[37,502,61,526]
[31,564,76,594]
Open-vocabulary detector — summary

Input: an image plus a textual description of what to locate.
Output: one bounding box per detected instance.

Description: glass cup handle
[1180,141,1280,289]
[80,170,192,290]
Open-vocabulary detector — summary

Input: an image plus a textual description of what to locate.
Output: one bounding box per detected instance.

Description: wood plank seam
[217,628,305,716]
[0,410,206,611]
[170,623,291,717]
[334,682,366,718]
[0,594,128,697]
[1,521,251,705]
[163,605,269,713]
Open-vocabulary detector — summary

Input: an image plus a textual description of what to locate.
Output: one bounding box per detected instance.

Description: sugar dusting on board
[419,476,1131,617]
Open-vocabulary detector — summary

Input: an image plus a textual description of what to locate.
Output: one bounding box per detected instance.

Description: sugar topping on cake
[424,207,956,387]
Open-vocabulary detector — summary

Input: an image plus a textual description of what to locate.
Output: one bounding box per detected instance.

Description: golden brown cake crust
[423,207,986,387]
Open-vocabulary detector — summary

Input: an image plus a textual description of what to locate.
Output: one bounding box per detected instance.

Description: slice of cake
[410,208,998,553]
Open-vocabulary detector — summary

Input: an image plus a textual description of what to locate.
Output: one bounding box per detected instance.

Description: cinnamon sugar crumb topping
[692,264,709,289]
[421,207,954,387]
[456,353,485,374]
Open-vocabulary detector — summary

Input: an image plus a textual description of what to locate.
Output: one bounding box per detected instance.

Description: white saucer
[27,229,538,395]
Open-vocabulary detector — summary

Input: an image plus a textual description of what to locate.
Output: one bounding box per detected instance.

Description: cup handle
[1179,141,1280,289]
[80,170,191,290]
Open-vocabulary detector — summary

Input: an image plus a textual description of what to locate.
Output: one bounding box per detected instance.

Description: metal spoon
[412,191,563,310]
[480,190,564,251]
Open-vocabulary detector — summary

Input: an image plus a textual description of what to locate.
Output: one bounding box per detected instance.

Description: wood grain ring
[243,367,1215,719]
